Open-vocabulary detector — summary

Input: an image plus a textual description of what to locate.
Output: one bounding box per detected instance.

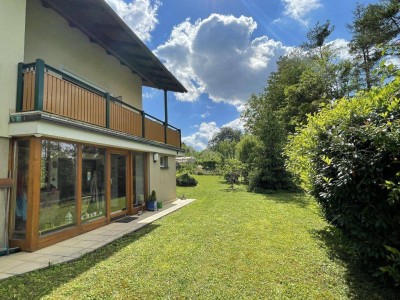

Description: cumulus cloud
[281,0,322,25]
[182,122,220,151]
[105,0,160,42]
[183,118,245,151]
[155,14,291,110]
[327,38,351,60]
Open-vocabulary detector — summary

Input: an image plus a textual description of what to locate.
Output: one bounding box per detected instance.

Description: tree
[208,127,242,162]
[235,135,262,182]
[222,158,244,189]
[302,20,335,57]
[348,1,400,90]
[181,143,197,157]
[198,149,222,171]
[208,127,242,150]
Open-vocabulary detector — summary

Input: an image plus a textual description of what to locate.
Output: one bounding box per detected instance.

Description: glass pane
[39,140,77,235]
[12,140,30,239]
[110,154,127,213]
[133,153,145,206]
[81,146,106,223]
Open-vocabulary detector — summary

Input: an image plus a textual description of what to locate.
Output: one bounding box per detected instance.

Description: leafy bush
[285,76,400,279]
[176,173,198,187]
[380,246,400,286]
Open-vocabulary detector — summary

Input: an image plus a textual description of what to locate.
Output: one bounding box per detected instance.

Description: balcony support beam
[105,93,110,128]
[16,63,24,113]
[164,89,168,144]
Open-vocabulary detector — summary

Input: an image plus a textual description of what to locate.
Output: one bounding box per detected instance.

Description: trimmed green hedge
[285,76,400,284]
[176,173,198,187]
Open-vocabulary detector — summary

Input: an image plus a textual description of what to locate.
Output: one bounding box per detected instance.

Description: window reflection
[12,140,30,239]
[39,140,77,235]
[133,153,145,206]
[110,154,127,213]
[82,146,106,222]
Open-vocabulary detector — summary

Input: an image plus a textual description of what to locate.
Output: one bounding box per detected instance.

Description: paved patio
[0,199,195,280]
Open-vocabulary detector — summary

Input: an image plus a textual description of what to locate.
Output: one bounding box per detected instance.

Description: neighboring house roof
[176,157,196,163]
[42,0,187,93]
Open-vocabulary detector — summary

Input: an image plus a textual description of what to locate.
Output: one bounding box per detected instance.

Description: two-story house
[0,0,186,252]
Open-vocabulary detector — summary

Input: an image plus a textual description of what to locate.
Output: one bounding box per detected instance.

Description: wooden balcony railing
[15,59,182,148]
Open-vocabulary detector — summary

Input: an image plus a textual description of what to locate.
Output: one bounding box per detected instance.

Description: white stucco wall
[0,0,26,138]
[24,0,142,109]
[0,138,10,249]
[148,155,177,203]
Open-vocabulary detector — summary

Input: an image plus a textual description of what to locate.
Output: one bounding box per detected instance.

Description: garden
[0,175,398,299]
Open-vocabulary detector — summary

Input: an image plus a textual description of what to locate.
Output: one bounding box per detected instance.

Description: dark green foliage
[176,173,198,187]
[301,20,334,55]
[380,246,400,286]
[222,159,244,188]
[148,190,157,202]
[286,76,400,282]
[208,127,242,152]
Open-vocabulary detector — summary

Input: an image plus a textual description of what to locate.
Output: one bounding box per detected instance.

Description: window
[160,156,168,168]
[12,140,30,240]
[39,140,77,235]
[81,146,106,223]
[133,152,145,206]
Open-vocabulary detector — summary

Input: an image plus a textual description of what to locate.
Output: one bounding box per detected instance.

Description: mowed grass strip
[0,176,397,299]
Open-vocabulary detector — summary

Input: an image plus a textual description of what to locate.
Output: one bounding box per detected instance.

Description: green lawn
[1,176,397,299]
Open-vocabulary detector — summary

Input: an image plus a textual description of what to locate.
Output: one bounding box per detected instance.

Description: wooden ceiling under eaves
[41,0,187,93]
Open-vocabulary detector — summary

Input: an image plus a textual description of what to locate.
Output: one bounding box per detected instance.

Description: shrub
[176,173,198,187]
[285,75,400,280]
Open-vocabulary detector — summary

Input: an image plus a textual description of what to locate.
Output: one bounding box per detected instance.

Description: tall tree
[302,20,335,58]
[348,1,400,90]
[208,127,242,161]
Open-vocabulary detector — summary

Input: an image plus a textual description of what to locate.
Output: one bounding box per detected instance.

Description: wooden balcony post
[141,111,146,138]
[34,59,45,111]
[164,90,168,144]
[105,93,110,128]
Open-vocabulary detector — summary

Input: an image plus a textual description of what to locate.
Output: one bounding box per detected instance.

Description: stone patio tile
[10,252,61,264]
[0,258,26,272]
[36,245,83,257]
[72,240,101,248]
[75,234,111,242]
[7,262,48,275]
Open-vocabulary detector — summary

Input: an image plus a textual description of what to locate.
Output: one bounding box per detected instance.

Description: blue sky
[106,0,378,150]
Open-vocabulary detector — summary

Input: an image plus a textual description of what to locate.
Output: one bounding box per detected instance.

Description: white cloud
[327,38,351,60]
[281,0,322,25]
[105,0,160,42]
[182,118,245,151]
[224,118,245,132]
[182,122,220,151]
[155,14,291,109]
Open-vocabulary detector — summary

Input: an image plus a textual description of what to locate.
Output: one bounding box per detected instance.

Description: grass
[0,175,398,299]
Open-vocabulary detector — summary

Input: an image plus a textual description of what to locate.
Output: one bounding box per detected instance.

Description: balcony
[13,59,182,148]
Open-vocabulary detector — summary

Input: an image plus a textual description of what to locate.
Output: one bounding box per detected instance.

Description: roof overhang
[41,0,187,93]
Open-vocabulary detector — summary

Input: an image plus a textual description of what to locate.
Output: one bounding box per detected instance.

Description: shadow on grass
[0,224,160,300]
[261,192,311,208]
[311,226,400,300]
